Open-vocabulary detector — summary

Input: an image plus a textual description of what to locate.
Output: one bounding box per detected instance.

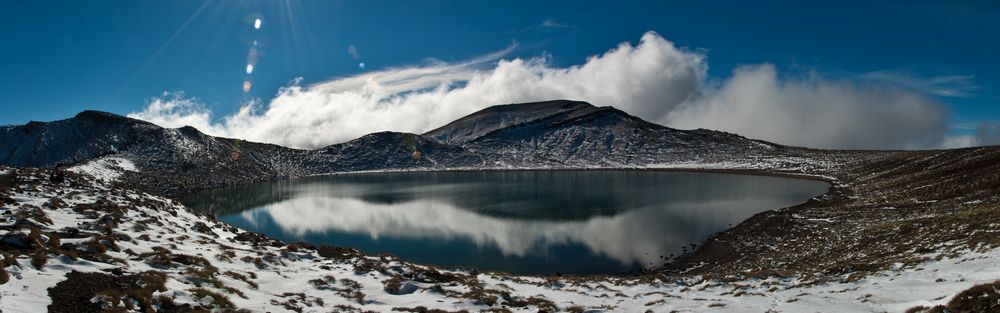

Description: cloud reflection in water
[184,171,829,274]
[243,190,797,266]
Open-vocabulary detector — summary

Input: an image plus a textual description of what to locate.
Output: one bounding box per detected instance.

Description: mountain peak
[72,110,154,127]
[75,110,124,120]
[478,99,593,112]
[424,100,595,144]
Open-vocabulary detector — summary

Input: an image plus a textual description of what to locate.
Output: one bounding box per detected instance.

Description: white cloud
[971,123,1000,147]
[128,92,224,135]
[860,70,978,98]
[540,18,570,28]
[666,65,950,149]
[941,134,980,149]
[939,123,1000,149]
[512,18,574,34]
[131,32,703,149]
[129,31,959,150]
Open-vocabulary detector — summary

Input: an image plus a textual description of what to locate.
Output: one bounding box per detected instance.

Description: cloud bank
[943,123,1000,148]
[977,124,1000,146]
[665,65,950,149]
[130,31,958,150]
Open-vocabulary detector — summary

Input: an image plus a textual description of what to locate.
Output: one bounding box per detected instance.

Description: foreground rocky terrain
[665,146,1000,281]
[1,100,999,312]
[1,166,998,312]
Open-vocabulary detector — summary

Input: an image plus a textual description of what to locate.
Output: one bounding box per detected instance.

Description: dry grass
[30,251,47,269]
[188,287,235,309]
[662,147,1000,282]
[223,270,258,289]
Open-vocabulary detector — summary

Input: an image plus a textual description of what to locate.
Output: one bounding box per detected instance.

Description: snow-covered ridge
[1,168,997,312]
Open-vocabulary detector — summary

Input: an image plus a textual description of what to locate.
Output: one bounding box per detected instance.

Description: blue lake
[181,170,829,275]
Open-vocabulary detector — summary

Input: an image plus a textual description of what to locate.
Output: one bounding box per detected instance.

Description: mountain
[0,110,317,194]
[0,100,810,195]
[317,131,483,171]
[0,110,154,167]
[431,100,784,167]
[424,100,595,144]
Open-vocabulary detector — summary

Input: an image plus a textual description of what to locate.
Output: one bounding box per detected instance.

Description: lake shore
[180,169,830,276]
[3,146,998,311]
[145,146,1000,282]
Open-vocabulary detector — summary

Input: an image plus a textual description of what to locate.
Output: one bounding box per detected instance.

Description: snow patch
[68,157,137,182]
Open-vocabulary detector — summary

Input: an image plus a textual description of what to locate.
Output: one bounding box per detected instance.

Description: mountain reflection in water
[183,171,829,275]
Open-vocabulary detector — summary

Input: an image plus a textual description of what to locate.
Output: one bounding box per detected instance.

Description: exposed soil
[663,146,1000,280]
[48,271,196,313]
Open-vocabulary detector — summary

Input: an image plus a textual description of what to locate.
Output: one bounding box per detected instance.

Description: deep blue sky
[1,0,998,134]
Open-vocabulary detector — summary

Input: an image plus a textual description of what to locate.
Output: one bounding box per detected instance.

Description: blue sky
[1,1,998,148]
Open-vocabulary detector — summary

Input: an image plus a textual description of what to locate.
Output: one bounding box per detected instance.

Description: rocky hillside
[1,167,998,312]
[442,101,786,167]
[0,111,154,168]
[424,100,596,144]
[0,100,834,196]
[0,110,322,195]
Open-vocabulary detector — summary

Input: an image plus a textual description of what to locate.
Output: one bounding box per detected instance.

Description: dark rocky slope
[1,100,829,195]
[663,145,1000,280]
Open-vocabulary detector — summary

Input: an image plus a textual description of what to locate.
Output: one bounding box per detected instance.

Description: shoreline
[197,147,996,282]
[183,166,840,279]
[309,166,839,183]
[3,146,998,311]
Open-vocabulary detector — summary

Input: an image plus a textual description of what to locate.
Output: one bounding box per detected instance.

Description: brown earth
[662,146,1000,281]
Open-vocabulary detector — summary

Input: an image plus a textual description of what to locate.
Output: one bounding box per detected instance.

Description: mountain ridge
[0,100,821,195]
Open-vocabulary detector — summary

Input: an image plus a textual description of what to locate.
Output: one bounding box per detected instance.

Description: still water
[182,170,829,275]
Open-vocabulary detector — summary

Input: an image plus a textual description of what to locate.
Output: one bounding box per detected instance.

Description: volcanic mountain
[0,100,814,195]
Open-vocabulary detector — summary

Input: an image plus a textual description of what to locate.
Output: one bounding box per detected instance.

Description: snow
[67,156,137,183]
[1,169,998,312]
[1,256,107,312]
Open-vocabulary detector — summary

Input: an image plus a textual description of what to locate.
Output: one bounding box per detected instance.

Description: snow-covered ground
[67,157,138,183]
[0,167,997,312]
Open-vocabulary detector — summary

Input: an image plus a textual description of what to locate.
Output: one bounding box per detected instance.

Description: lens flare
[242,16,263,94]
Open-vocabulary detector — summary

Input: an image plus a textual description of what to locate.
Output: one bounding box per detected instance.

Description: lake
[181,170,829,275]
